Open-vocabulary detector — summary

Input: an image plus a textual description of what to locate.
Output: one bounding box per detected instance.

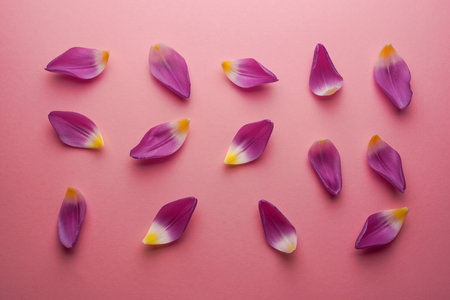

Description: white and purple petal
[57,187,87,248]
[355,207,408,249]
[48,111,104,149]
[222,58,278,88]
[309,44,343,96]
[46,47,109,79]
[259,200,297,253]
[308,139,342,196]
[374,44,412,110]
[130,119,189,160]
[142,197,198,245]
[149,44,191,99]
[367,135,406,193]
[224,119,273,165]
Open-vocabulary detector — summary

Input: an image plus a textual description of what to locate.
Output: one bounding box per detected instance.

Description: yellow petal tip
[143,232,159,245]
[379,44,396,58]
[153,44,160,51]
[222,61,233,74]
[288,245,296,252]
[102,51,109,64]
[90,134,104,148]
[177,119,190,133]
[369,134,381,147]
[224,151,239,164]
[392,207,409,220]
[65,187,77,199]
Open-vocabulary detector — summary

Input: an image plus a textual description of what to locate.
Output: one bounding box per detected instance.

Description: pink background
[1,0,450,299]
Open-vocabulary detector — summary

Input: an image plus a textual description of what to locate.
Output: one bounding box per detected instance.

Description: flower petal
[309,44,343,96]
[367,135,406,192]
[57,187,87,248]
[45,47,109,79]
[224,119,273,165]
[259,200,297,253]
[355,207,408,249]
[48,111,104,149]
[143,197,197,245]
[308,139,342,196]
[374,44,412,110]
[221,58,278,88]
[130,119,189,160]
[149,44,191,99]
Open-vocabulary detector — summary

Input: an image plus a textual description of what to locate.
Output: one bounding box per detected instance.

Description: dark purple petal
[308,139,342,196]
[57,187,87,248]
[222,58,278,88]
[309,44,343,96]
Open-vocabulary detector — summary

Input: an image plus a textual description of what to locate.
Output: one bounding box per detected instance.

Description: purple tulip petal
[222,58,278,88]
[149,44,191,99]
[367,135,406,192]
[45,47,109,79]
[374,44,412,110]
[130,119,189,160]
[143,197,197,245]
[355,207,408,249]
[224,119,273,165]
[48,111,104,149]
[309,44,343,96]
[57,187,87,248]
[259,200,297,253]
[308,139,342,196]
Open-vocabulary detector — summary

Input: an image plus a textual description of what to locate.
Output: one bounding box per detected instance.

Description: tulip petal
[224,119,273,165]
[143,197,197,245]
[355,207,408,249]
[308,139,342,195]
[130,119,189,160]
[48,111,104,149]
[149,44,191,99]
[309,44,343,96]
[259,200,297,253]
[374,44,412,110]
[45,47,109,79]
[367,135,406,192]
[57,187,87,248]
[222,58,278,88]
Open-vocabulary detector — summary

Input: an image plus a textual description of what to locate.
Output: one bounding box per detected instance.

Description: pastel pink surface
[0,0,449,299]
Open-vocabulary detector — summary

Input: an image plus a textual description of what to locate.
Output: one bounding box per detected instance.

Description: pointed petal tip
[222,58,278,88]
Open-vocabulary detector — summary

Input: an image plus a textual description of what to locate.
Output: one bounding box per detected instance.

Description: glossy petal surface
[308,139,342,195]
[130,119,189,160]
[309,44,343,96]
[48,111,104,148]
[45,47,109,79]
[367,135,406,192]
[224,119,273,165]
[57,187,87,248]
[374,44,412,109]
[149,44,191,99]
[259,200,297,253]
[222,58,278,88]
[143,197,197,245]
[355,207,408,249]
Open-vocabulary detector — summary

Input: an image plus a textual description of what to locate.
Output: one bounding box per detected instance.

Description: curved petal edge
[57,187,87,248]
[309,44,343,96]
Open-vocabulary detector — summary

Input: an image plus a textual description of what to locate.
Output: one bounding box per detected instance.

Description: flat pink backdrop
[1,0,449,299]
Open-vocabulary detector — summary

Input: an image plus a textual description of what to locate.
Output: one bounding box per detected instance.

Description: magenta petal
[309,44,343,96]
[48,111,104,149]
[355,207,408,249]
[308,139,342,196]
[374,44,412,110]
[143,197,197,245]
[46,47,109,79]
[259,200,297,253]
[149,44,191,99]
[130,119,189,160]
[224,119,274,165]
[222,58,278,88]
[367,135,406,192]
[57,187,87,248]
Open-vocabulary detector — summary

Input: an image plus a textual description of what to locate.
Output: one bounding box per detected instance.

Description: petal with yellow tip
[48,111,104,149]
[130,119,189,160]
[149,43,191,99]
[57,187,87,248]
[45,47,109,79]
[367,135,406,192]
[374,44,412,109]
[259,200,298,254]
[224,120,273,165]
[221,58,278,88]
[309,44,343,96]
[355,207,408,249]
[143,197,197,245]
